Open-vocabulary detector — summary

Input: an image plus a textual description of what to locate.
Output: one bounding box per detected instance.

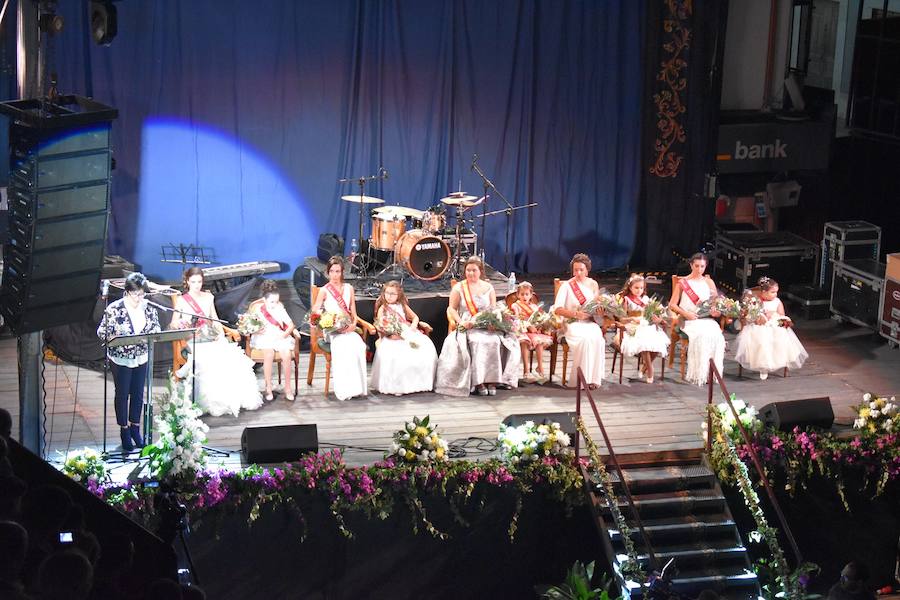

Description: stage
[2,300,898,479]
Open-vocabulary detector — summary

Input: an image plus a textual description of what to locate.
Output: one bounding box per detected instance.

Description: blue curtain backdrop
[52,0,643,280]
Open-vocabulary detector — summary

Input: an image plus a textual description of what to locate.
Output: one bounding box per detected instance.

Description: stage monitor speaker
[0,104,116,334]
[241,424,319,464]
[317,233,344,262]
[501,412,577,440]
[758,397,834,431]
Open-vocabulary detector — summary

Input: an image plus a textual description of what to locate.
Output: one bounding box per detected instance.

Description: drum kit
[340,190,485,281]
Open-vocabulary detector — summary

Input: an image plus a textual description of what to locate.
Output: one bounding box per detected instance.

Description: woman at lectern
[96,272,161,453]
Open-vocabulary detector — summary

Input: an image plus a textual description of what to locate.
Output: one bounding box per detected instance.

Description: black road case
[830,258,885,330]
[714,231,818,296]
[782,284,831,320]
[879,277,900,347]
[820,220,881,289]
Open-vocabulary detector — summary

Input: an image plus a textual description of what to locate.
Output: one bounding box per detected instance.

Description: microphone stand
[471,155,521,274]
[100,282,111,456]
[146,299,234,458]
[338,168,389,276]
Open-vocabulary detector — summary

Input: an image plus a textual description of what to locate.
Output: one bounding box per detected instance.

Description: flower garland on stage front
[141,374,209,479]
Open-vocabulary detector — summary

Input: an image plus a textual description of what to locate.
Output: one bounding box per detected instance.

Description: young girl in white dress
[618,274,670,384]
[668,253,726,386]
[170,267,263,416]
[510,282,552,384]
[735,276,808,379]
[249,279,296,401]
[552,253,606,389]
[310,256,368,400]
[370,281,438,395]
[435,256,521,396]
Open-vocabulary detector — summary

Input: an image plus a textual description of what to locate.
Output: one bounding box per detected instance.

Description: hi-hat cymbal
[440,194,484,207]
[341,194,385,204]
[372,205,424,218]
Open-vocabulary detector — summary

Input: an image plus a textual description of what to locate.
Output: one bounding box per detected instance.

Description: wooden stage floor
[2,312,899,477]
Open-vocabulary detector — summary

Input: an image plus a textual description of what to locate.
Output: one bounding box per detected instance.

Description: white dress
[677,278,726,386]
[553,278,605,386]
[370,303,438,395]
[322,283,368,400]
[734,298,808,374]
[249,303,296,353]
[620,295,670,357]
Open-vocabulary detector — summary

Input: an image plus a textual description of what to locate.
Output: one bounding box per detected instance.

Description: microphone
[100,279,110,299]
[382,167,389,180]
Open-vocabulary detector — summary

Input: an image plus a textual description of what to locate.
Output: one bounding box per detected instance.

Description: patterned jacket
[96,298,161,362]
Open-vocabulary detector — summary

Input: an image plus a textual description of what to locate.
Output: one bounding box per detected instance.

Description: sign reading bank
[716,118,832,174]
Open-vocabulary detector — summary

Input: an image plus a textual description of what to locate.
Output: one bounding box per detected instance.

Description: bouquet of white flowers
[389,415,449,463]
[377,309,419,348]
[60,447,107,484]
[236,312,264,336]
[525,303,561,333]
[498,420,571,464]
[459,306,518,334]
[852,392,899,434]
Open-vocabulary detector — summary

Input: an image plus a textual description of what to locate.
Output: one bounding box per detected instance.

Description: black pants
[111,361,147,427]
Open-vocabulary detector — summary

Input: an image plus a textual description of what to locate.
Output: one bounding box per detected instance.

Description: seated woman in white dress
[553,253,606,389]
[667,253,726,386]
[310,256,368,401]
[617,274,670,384]
[370,281,438,395]
[170,267,263,416]
[735,276,808,379]
[435,256,521,396]
[249,279,296,401]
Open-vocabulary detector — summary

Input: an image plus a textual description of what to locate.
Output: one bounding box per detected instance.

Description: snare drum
[371,212,406,251]
[421,210,446,233]
[394,230,450,280]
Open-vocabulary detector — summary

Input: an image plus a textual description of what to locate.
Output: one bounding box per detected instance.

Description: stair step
[595,490,727,517]
[608,516,739,544]
[623,569,759,599]
[603,464,716,494]
[624,546,750,570]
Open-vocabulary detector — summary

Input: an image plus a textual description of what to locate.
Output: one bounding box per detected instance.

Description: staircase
[585,451,761,600]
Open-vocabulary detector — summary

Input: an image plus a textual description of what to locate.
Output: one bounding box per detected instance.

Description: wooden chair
[171,293,242,379]
[307,284,376,396]
[551,279,572,386]
[667,275,727,381]
[241,298,302,392]
[736,287,788,379]
[504,290,559,379]
[609,316,666,384]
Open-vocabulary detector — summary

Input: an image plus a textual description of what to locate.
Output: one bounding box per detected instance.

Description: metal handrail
[705,359,803,565]
[574,367,658,569]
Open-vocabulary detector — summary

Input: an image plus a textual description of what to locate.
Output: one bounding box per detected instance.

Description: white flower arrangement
[852,392,899,434]
[389,415,449,463]
[142,374,209,478]
[60,447,107,484]
[498,420,571,464]
[702,394,760,443]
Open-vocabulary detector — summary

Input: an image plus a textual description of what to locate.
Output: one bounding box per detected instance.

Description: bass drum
[394,230,450,281]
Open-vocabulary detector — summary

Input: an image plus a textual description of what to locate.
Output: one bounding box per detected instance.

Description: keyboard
[202,261,280,281]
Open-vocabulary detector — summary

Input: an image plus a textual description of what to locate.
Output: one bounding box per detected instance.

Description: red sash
[260,304,288,331]
[181,293,208,327]
[515,300,535,318]
[460,281,479,316]
[568,279,588,306]
[678,278,702,306]
[326,283,351,315]
[626,294,646,308]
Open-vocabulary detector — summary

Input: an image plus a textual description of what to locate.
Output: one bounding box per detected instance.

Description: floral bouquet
[389,415,449,463]
[642,296,668,326]
[852,392,899,435]
[459,306,517,334]
[60,447,107,485]
[236,312,264,336]
[524,302,560,334]
[703,394,761,445]
[595,293,626,319]
[310,310,352,352]
[770,315,793,328]
[376,309,419,349]
[741,292,765,325]
[498,420,572,464]
[695,295,741,320]
[194,321,221,343]
[142,374,209,478]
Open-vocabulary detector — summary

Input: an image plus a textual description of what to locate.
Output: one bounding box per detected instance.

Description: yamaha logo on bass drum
[415,242,443,251]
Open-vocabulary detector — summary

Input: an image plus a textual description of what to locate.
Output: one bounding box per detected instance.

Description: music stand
[108,329,197,449]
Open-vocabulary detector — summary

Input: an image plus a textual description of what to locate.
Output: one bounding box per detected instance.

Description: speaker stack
[758,397,834,431]
[0,96,117,334]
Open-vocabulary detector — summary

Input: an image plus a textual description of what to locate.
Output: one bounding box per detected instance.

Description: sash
[460,281,479,316]
[260,304,288,331]
[515,300,535,318]
[388,303,410,324]
[678,278,702,307]
[626,294,646,309]
[326,283,351,315]
[568,279,588,306]
[181,293,208,327]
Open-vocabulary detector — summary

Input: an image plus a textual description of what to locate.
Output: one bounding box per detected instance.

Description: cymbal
[440,194,484,207]
[372,205,424,218]
[341,194,385,204]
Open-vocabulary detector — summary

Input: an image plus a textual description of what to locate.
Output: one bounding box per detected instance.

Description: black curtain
[632,0,729,268]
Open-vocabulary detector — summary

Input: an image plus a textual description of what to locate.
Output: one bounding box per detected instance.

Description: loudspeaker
[241,424,318,464]
[0,99,116,334]
[317,233,344,262]
[758,398,834,431]
[501,412,577,440]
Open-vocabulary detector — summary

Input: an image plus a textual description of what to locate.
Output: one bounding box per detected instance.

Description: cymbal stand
[471,154,532,274]
[338,168,388,275]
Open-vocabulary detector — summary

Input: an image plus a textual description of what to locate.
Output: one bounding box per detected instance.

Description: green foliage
[540,561,620,600]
